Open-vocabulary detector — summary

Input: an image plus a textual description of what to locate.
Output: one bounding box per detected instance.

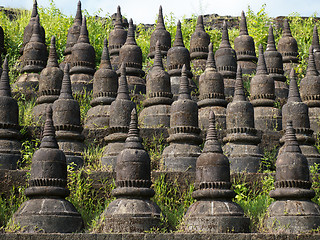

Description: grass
[152,174,195,232]
[0,0,320,234]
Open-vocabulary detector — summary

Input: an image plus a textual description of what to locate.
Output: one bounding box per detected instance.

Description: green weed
[0,185,28,231]
[66,167,115,230]
[152,174,195,231]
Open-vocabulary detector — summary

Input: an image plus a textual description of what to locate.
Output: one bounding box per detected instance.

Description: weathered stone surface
[60,0,82,70]
[100,109,161,233]
[250,44,281,132]
[1,233,319,240]
[223,66,262,173]
[109,6,127,71]
[70,16,96,93]
[0,58,21,170]
[300,46,320,133]
[0,169,274,207]
[162,65,202,172]
[190,15,210,77]
[148,6,171,59]
[167,21,195,99]
[12,107,83,233]
[264,25,288,105]
[198,43,227,130]
[85,39,117,129]
[33,36,63,124]
[265,120,320,233]
[19,0,46,55]
[101,64,136,169]
[15,15,47,92]
[118,18,145,94]
[183,112,250,233]
[280,68,320,168]
[277,19,299,75]
[234,11,257,75]
[140,41,172,128]
[312,25,320,73]
[215,21,237,102]
[53,64,85,168]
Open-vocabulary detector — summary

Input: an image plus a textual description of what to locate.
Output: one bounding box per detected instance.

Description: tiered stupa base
[13,198,83,233]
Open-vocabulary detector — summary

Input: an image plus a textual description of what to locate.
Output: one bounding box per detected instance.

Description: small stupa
[15,15,48,92]
[264,25,288,103]
[189,15,210,77]
[109,6,127,71]
[33,36,63,123]
[312,25,320,72]
[234,11,257,74]
[12,106,83,233]
[167,20,194,99]
[84,39,118,129]
[0,58,21,170]
[100,64,136,169]
[183,111,250,233]
[118,18,145,94]
[198,43,227,129]
[162,65,202,172]
[19,0,46,55]
[223,66,262,173]
[69,16,96,93]
[250,44,281,131]
[300,46,320,133]
[277,19,299,75]
[215,21,237,101]
[148,6,171,59]
[280,68,320,168]
[265,120,320,233]
[52,64,85,169]
[139,41,172,128]
[99,109,161,232]
[60,0,82,70]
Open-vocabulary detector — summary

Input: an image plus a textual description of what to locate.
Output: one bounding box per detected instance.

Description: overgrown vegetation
[0,0,319,233]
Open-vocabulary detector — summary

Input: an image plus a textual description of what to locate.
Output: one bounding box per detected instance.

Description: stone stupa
[101,64,135,169]
[198,42,227,130]
[53,64,85,169]
[12,106,83,233]
[183,111,250,233]
[264,25,288,104]
[69,16,96,93]
[278,19,299,75]
[265,120,320,233]
[139,41,172,128]
[162,65,202,172]
[0,58,21,170]
[109,6,127,71]
[60,0,82,70]
[84,38,118,130]
[280,68,320,168]
[300,46,320,133]
[223,66,262,173]
[215,21,237,101]
[33,36,63,123]
[250,44,281,131]
[148,6,171,59]
[234,11,257,74]
[99,109,161,232]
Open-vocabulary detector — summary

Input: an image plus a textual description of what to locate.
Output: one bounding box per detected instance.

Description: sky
[2,0,320,24]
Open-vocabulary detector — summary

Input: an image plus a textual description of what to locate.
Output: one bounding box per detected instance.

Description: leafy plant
[152,174,195,231]
[66,167,115,230]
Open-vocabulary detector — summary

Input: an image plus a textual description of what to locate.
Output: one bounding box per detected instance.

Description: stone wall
[0,169,273,199]
[0,233,319,239]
